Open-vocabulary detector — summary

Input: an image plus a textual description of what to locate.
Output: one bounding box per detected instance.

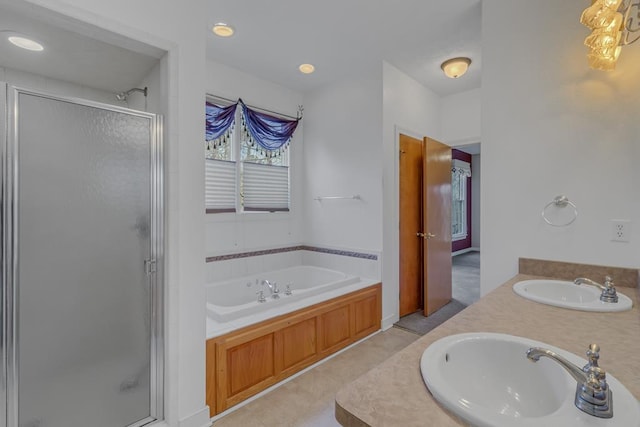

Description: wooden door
[423,137,452,315]
[399,134,423,316]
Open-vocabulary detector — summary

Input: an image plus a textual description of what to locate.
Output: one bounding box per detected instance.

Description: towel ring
[542,195,578,227]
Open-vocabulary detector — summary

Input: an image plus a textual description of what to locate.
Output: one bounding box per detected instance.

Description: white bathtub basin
[420,333,640,427]
[513,280,633,312]
[206,265,361,322]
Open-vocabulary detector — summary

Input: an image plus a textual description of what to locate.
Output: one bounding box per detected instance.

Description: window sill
[452,234,468,242]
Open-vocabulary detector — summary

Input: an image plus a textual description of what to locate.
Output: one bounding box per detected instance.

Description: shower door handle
[144,259,157,276]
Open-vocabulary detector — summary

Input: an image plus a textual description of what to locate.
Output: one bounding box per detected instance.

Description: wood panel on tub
[206,283,382,416]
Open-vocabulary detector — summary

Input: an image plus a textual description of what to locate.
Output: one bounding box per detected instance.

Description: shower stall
[1,84,164,427]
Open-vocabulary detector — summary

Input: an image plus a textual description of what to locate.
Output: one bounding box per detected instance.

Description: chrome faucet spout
[527,348,588,383]
[574,277,606,291]
[261,279,280,299]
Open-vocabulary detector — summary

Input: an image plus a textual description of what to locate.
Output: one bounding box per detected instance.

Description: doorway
[398,133,452,318]
[451,143,481,307]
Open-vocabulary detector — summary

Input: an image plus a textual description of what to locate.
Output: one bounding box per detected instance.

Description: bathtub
[206,266,363,324]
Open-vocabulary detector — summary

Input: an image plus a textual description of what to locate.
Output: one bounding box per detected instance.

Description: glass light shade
[212,23,234,37]
[8,35,44,51]
[441,57,471,79]
[588,45,622,70]
[298,63,315,74]
[585,29,621,48]
[581,0,623,29]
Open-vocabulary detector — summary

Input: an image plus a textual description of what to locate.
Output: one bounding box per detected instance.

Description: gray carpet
[394,299,468,335]
[394,251,480,336]
[452,251,481,307]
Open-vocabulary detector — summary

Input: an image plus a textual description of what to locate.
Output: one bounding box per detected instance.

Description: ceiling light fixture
[580,0,640,70]
[212,23,235,38]
[6,34,44,51]
[440,57,471,79]
[298,63,315,74]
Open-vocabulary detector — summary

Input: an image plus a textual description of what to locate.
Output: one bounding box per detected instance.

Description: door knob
[416,232,426,238]
[426,233,436,240]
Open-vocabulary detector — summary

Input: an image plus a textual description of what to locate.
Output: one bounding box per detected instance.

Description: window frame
[205,99,292,215]
[451,172,468,242]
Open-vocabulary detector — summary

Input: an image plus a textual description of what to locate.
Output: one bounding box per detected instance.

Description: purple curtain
[205,102,237,141]
[240,99,299,151]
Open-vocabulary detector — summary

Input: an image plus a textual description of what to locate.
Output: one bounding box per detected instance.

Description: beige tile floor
[212,327,420,427]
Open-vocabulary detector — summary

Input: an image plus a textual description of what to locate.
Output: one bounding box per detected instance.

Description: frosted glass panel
[17,93,152,427]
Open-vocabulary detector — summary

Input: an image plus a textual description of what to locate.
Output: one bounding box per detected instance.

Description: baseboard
[452,247,480,257]
[179,407,212,427]
[381,313,398,330]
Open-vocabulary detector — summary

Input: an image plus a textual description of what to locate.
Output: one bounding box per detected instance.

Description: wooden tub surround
[206,283,381,417]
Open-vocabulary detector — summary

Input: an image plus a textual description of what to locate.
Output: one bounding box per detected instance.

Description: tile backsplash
[519,258,638,288]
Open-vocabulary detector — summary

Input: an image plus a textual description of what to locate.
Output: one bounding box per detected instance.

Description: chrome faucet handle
[583,344,608,390]
[600,276,618,303]
[285,284,292,295]
[256,289,266,303]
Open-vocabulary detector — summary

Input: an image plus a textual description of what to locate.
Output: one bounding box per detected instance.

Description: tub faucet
[574,276,618,303]
[526,344,612,419]
[262,279,280,299]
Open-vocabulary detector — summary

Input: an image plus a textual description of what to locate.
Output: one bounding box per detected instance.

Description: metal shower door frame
[0,84,165,427]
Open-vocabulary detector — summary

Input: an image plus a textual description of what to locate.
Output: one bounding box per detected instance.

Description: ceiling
[0,3,164,94]
[206,0,482,96]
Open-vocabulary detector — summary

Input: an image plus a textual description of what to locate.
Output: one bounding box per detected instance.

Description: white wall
[204,61,304,262]
[0,65,126,106]
[471,154,481,248]
[441,87,481,145]
[302,70,383,252]
[27,1,209,427]
[382,61,441,327]
[482,0,640,295]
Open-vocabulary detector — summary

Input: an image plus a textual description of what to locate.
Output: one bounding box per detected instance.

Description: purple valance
[205,102,237,141]
[239,99,299,152]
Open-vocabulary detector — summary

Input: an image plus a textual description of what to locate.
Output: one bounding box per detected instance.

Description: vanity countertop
[335,274,640,427]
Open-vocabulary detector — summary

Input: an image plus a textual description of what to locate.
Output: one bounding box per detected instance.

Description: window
[451,159,471,241]
[205,99,298,213]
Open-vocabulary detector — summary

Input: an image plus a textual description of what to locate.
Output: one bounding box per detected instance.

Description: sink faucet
[261,279,280,299]
[574,276,618,303]
[526,344,612,419]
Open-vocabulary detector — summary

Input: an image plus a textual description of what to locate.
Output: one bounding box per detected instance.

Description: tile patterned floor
[212,327,420,427]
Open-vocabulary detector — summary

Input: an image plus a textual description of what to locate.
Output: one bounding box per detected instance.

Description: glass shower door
[2,86,163,427]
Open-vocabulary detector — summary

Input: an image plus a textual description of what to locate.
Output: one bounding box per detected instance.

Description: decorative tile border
[206,245,378,263]
[519,258,638,288]
[303,245,378,260]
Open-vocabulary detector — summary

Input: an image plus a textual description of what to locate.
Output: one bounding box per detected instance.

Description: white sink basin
[420,333,640,427]
[513,280,633,312]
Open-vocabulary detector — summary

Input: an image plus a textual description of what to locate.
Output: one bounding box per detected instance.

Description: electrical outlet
[611,220,631,242]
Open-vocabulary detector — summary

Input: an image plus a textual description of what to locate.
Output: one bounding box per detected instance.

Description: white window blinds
[242,162,289,212]
[205,159,236,213]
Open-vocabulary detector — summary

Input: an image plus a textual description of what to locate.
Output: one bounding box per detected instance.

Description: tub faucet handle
[256,289,266,303]
[285,284,292,296]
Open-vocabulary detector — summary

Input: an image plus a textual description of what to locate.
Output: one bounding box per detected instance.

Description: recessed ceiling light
[441,57,471,79]
[299,63,315,74]
[7,34,44,51]
[212,23,234,38]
